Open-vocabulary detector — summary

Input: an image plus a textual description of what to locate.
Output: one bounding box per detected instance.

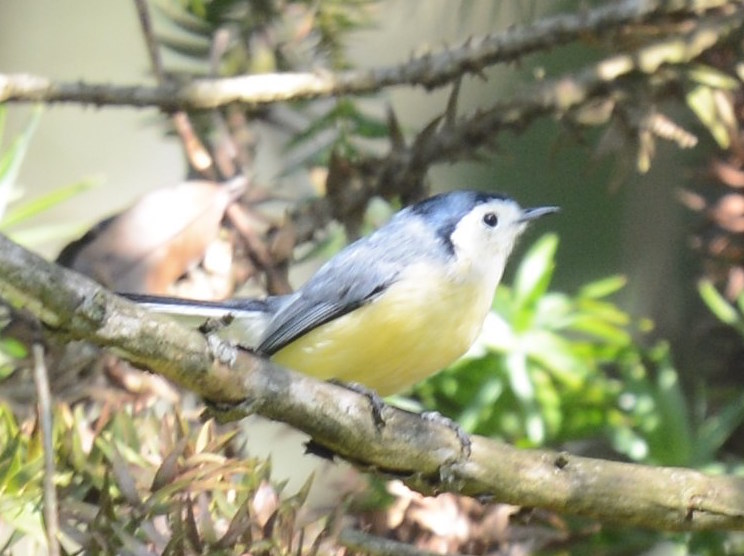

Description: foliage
[685,64,741,151]
[0,400,334,555]
[158,0,377,73]
[0,404,46,553]
[414,235,744,469]
[286,97,389,166]
[405,234,744,553]
[0,104,98,248]
[699,279,744,339]
[155,0,388,176]
[0,105,42,223]
[2,1,744,554]
[0,334,25,382]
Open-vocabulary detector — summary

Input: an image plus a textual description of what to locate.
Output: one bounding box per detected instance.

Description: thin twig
[32,343,60,556]
[0,0,736,110]
[285,6,744,245]
[406,8,739,163]
[132,0,165,83]
[133,0,216,176]
[171,112,216,176]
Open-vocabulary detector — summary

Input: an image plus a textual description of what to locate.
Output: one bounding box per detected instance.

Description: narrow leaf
[0,178,99,230]
[0,105,43,220]
[698,280,739,327]
[578,275,627,299]
[513,233,558,309]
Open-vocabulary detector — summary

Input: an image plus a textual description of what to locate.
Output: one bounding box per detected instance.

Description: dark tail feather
[119,293,277,318]
[121,292,282,347]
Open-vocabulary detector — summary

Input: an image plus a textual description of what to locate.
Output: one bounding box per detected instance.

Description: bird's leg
[198,314,249,418]
[198,313,235,335]
[194,313,243,366]
[328,379,387,429]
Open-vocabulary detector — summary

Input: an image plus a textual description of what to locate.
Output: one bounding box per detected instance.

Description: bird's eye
[482,212,499,228]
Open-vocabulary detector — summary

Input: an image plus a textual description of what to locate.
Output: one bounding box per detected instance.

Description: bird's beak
[519,205,560,223]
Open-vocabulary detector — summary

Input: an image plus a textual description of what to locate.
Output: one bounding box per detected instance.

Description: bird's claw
[329,379,386,429]
[421,410,472,459]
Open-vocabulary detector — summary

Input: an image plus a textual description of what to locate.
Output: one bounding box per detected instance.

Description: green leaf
[0,499,46,547]
[578,275,627,299]
[0,435,22,490]
[348,108,389,139]
[524,410,546,445]
[156,32,212,58]
[512,233,558,310]
[288,98,387,154]
[686,85,731,149]
[569,316,631,345]
[736,289,744,316]
[0,178,99,230]
[696,396,744,464]
[287,103,346,150]
[611,426,649,461]
[698,280,740,327]
[575,298,631,327]
[506,351,533,402]
[687,64,740,90]
[457,375,503,432]
[523,330,588,388]
[0,105,43,221]
[648,361,692,465]
[0,338,27,360]
[152,0,213,34]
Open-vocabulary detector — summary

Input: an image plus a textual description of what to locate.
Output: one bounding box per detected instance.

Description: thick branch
[1,233,744,531]
[0,0,735,110]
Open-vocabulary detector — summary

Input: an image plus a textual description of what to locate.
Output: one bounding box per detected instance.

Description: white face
[448,198,528,287]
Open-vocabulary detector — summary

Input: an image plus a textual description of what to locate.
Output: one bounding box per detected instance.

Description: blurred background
[0,0,700,344]
[1,0,743,554]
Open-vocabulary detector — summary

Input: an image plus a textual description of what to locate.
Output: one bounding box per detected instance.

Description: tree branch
[0,0,735,110]
[370,6,743,186]
[285,5,744,243]
[1,232,744,531]
[133,0,219,177]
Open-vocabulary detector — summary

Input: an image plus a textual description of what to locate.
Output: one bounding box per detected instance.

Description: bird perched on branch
[127,190,557,395]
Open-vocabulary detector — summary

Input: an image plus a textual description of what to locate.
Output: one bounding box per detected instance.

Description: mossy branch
[1,232,743,531]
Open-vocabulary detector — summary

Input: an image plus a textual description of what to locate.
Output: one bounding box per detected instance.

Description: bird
[126,190,558,396]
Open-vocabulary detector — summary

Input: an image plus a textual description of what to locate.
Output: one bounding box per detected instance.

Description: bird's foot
[205,333,238,366]
[421,411,472,460]
[198,313,235,335]
[329,379,386,429]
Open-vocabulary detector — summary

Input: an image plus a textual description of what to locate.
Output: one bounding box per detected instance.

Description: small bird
[128,190,557,395]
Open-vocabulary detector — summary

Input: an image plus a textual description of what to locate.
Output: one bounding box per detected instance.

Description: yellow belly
[271,265,493,396]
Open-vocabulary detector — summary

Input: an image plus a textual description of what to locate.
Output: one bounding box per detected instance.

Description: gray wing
[256,206,448,356]
[256,242,400,355]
